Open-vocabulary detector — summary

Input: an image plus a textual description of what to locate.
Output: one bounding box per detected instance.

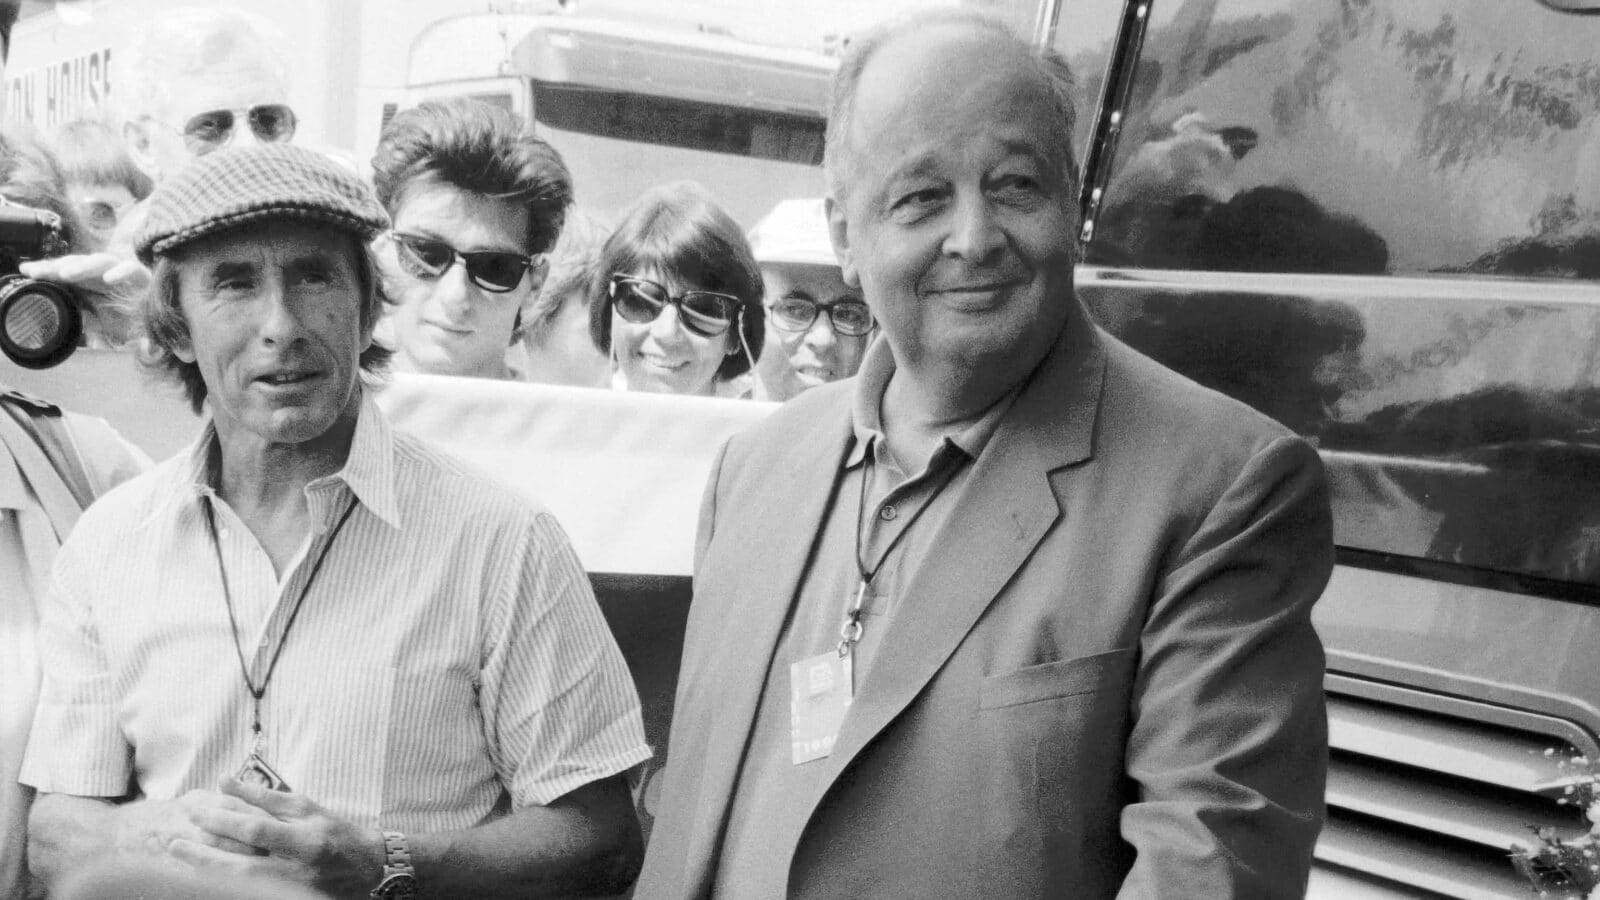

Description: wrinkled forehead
[160,59,289,124]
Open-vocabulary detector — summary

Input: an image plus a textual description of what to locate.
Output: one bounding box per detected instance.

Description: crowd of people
[0,4,1336,899]
[10,7,875,407]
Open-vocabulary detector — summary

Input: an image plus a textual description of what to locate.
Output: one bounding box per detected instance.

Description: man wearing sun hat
[22,143,650,899]
[748,197,876,402]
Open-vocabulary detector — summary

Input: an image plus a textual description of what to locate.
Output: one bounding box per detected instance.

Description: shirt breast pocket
[978,648,1135,710]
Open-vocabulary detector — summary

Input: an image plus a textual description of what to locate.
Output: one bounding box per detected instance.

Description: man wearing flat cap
[21,143,651,899]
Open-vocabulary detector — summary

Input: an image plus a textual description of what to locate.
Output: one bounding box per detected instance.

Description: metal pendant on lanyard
[203,493,358,789]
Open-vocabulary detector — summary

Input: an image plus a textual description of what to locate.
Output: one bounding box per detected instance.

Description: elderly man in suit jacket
[636,9,1333,899]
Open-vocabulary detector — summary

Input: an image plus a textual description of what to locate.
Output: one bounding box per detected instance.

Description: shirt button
[879,505,898,521]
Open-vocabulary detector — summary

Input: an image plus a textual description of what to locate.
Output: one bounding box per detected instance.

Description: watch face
[372,873,418,900]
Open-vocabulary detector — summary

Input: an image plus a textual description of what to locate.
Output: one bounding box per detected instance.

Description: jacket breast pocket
[978,647,1135,710]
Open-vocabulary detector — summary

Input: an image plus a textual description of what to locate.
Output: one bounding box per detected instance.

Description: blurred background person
[372,97,568,381]
[18,6,295,299]
[520,208,611,388]
[747,197,874,401]
[588,181,763,398]
[48,118,154,254]
[1,126,134,347]
[118,5,295,186]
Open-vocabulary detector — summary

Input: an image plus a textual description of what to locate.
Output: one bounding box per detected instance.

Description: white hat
[747,198,838,268]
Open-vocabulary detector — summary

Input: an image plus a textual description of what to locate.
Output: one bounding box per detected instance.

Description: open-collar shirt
[713,339,1020,899]
[22,393,649,831]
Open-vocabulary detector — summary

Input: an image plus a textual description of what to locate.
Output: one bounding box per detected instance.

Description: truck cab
[1063,0,1600,895]
[385,12,836,226]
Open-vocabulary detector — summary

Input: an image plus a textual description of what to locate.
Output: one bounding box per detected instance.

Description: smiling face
[756,261,871,400]
[611,267,736,396]
[172,221,370,451]
[382,176,540,379]
[828,25,1078,382]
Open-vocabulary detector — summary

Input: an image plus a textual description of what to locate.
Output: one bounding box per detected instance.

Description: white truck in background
[375,12,835,225]
[1,0,837,227]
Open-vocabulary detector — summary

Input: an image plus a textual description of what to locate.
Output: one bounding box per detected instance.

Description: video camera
[0,201,81,369]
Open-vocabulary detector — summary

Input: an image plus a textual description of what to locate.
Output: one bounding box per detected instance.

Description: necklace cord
[204,493,359,733]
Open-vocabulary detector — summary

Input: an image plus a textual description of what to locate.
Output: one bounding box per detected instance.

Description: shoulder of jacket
[0,387,62,416]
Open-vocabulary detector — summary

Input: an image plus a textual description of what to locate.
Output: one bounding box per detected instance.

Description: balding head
[824,10,1080,204]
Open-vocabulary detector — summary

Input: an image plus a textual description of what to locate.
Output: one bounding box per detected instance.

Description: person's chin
[629,360,706,395]
[413,321,480,352]
[244,406,342,446]
[791,366,832,389]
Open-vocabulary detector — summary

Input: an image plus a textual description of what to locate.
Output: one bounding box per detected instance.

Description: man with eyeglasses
[371,98,566,381]
[119,7,297,185]
[747,198,875,402]
[17,7,299,301]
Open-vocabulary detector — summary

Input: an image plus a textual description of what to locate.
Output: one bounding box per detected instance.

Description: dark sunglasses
[391,232,536,293]
[181,104,297,152]
[608,274,742,338]
[769,295,874,337]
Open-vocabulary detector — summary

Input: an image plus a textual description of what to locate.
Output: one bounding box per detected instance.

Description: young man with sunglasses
[371,98,566,381]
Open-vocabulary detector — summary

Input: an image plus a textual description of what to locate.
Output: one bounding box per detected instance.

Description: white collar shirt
[21,393,650,831]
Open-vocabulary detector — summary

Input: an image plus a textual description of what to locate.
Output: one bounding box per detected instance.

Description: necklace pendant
[236,751,291,792]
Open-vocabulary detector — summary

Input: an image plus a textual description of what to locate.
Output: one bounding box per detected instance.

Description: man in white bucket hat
[747,198,875,402]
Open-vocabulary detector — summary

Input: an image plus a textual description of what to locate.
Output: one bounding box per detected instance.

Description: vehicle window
[1074,0,1600,590]
[465,91,513,113]
[531,81,825,165]
[1084,0,1600,278]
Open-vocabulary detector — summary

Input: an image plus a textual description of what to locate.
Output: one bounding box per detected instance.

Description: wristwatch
[370,831,418,900]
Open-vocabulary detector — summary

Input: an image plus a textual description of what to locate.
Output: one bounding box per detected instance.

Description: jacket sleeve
[1116,435,1333,900]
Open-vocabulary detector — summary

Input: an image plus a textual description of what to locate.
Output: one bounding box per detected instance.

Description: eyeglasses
[178,104,298,153]
[608,274,742,338]
[391,232,536,293]
[769,295,874,337]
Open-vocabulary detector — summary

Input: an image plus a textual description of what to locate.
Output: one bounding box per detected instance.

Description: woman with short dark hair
[589,181,764,397]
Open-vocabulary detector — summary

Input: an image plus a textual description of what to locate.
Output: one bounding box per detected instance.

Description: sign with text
[3,48,115,129]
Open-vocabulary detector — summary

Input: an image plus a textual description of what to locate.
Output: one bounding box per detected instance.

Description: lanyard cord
[203,493,359,738]
[839,444,961,656]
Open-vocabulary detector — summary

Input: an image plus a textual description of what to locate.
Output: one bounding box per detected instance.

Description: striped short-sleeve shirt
[21,394,651,831]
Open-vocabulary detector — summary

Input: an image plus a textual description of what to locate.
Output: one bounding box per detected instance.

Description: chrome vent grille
[1312,674,1600,899]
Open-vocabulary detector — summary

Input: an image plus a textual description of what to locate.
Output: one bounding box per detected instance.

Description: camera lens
[0,275,81,369]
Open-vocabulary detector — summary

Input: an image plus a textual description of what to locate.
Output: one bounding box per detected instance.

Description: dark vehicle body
[1060,0,1600,895]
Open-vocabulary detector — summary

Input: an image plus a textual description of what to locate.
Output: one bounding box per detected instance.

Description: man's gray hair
[823,8,1081,201]
[118,6,290,122]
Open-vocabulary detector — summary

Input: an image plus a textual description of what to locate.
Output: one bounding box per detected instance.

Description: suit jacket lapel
[675,390,856,896]
[798,319,1109,819]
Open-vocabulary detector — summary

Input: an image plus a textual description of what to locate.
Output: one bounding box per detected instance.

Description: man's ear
[171,336,197,364]
[122,119,161,178]
[825,195,860,289]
